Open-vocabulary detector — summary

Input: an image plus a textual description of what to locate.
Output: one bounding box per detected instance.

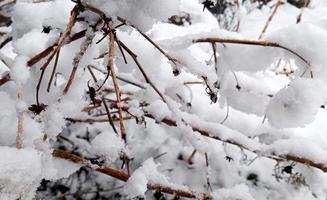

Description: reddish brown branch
[52,150,210,199]
[193,37,310,66]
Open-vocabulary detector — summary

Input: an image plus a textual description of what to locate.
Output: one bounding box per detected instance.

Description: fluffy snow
[266,78,327,128]
[91,131,125,163]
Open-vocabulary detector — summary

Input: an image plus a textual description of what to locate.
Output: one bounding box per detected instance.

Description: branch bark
[52,150,210,199]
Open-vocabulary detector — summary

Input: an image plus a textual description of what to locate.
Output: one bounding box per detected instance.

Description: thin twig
[47,48,61,92]
[193,37,310,66]
[204,152,213,192]
[102,96,118,134]
[0,36,12,49]
[258,0,282,39]
[296,0,310,24]
[65,116,132,124]
[116,16,178,65]
[15,89,24,149]
[87,65,98,83]
[187,149,197,165]
[107,21,127,143]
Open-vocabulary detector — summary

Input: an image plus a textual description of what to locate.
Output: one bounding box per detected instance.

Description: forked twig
[47,48,61,92]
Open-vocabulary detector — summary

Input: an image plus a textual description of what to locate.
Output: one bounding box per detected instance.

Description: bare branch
[52,150,210,199]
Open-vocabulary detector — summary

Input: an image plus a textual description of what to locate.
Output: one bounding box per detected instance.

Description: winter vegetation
[1,0,327,199]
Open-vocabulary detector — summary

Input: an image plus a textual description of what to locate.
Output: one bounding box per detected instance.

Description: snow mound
[266,78,327,128]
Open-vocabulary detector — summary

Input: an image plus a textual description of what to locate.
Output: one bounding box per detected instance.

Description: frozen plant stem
[15,89,23,149]
[46,48,60,92]
[102,96,118,134]
[194,37,309,66]
[107,21,127,143]
[194,37,312,77]
[205,152,213,192]
[258,0,282,39]
[297,0,310,23]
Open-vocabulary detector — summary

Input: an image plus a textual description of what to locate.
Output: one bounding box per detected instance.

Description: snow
[0,147,42,200]
[91,131,125,163]
[266,78,327,128]
[3,0,327,199]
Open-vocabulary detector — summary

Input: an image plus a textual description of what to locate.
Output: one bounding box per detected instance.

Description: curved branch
[193,37,310,66]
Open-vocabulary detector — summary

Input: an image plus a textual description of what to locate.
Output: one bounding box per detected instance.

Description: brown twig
[52,150,210,199]
[46,48,61,92]
[204,152,213,192]
[258,0,282,39]
[106,21,127,143]
[296,0,310,24]
[187,149,197,165]
[102,96,118,134]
